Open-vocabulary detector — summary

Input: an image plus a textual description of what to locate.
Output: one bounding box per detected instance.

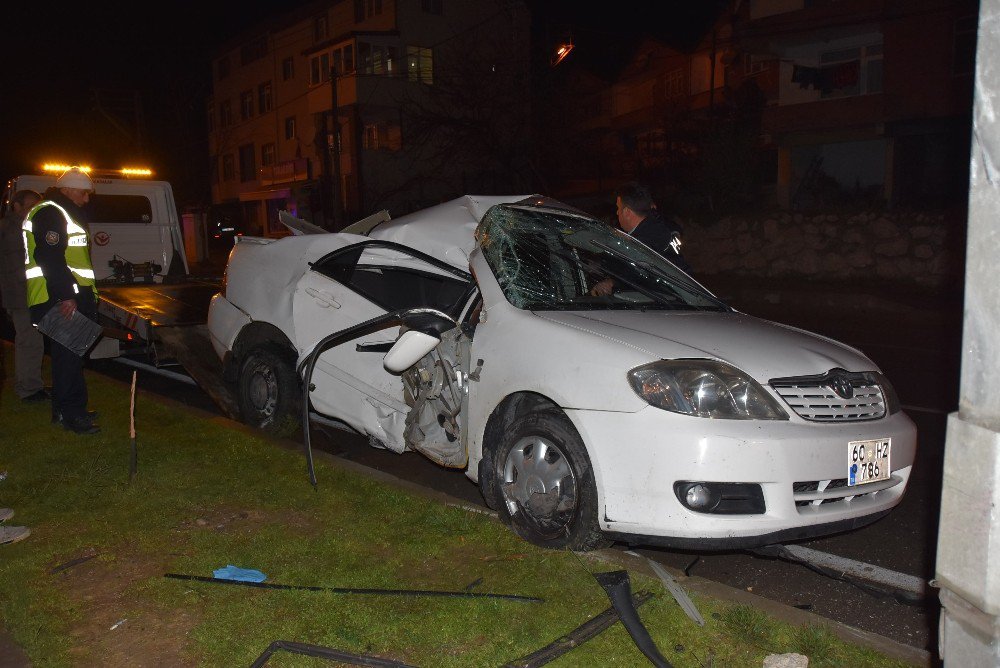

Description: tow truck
[2,163,240,417]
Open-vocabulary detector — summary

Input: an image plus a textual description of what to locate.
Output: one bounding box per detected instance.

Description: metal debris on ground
[250,640,417,668]
[627,552,705,627]
[503,591,654,667]
[164,573,542,602]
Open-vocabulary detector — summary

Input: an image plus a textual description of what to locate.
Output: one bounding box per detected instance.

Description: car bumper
[564,406,917,544]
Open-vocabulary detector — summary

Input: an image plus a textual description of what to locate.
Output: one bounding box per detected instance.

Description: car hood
[534,310,875,381]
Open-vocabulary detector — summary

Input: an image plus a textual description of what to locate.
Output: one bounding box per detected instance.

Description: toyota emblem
[830,376,854,399]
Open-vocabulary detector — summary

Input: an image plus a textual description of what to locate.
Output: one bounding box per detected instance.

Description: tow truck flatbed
[97,279,222,341]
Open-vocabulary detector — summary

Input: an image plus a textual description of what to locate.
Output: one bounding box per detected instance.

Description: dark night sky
[2,1,724,199]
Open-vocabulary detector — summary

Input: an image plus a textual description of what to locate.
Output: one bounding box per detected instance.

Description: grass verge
[0,354,914,667]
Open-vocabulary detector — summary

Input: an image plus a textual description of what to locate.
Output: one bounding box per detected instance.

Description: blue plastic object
[213,565,267,582]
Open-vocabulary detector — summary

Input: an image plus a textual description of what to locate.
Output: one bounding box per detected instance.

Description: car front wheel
[237,346,300,433]
[489,409,608,551]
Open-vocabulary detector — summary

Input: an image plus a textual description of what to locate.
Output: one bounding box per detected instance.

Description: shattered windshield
[475,204,728,312]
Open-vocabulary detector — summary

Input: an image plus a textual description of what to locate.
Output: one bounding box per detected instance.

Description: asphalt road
[6,272,960,656]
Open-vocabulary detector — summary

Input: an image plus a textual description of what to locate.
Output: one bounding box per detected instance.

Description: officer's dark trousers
[49,337,88,422]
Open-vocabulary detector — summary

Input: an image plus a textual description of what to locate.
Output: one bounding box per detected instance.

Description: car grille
[793,476,901,511]
[769,370,887,422]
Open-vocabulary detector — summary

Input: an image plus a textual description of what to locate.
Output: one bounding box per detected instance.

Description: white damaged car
[207,195,917,551]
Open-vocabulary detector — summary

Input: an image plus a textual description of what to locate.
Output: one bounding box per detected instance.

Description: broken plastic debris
[213,565,266,582]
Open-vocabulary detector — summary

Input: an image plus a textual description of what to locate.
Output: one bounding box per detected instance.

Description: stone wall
[682,210,963,288]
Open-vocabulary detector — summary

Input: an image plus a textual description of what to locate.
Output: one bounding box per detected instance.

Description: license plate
[848,438,891,486]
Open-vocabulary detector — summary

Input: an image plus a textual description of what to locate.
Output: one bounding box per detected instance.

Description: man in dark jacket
[23,167,100,434]
[590,181,692,296]
[1,189,47,402]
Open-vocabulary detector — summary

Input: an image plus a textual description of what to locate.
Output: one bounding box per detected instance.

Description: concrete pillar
[936,1,1000,663]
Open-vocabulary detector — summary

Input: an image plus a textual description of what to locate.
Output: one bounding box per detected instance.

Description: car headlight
[628,360,789,420]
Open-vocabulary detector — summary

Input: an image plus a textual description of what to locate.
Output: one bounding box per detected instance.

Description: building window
[407,46,433,84]
[210,155,219,184]
[217,56,231,81]
[310,52,331,85]
[241,36,268,66]
[954,16,978,76]
[818,43,882,99]
[660,68,684,98]
[258,82,273,114]
[362,122,402,151]
[239,143,256,183]
[421,0,443,15]
[282,57,295,81]
[285,116,297,140]
[744,54,770,76]
[358,42,399,75]
[363,124,379,150]
[355,0,383,22]
[314,14,329,42]
[240,91,254,121]
[261,142,276,167]
[207,103,215,133]
[220,100,233,128]
[222,154,235,181]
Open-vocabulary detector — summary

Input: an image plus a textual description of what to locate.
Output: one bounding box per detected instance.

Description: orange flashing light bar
[41,163,153,178]
[42,163,92,173]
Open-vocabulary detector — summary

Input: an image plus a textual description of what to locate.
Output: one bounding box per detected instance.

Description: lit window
[407,46,433,84]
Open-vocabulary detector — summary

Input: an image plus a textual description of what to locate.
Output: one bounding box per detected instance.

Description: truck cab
[3,170,188,282]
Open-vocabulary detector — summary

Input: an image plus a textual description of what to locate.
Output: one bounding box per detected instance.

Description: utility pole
[935,1,1000,663]
[329,68,343,230]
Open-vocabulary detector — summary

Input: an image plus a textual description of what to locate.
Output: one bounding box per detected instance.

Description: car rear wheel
[237,346,300,433]
[488,409,608,551]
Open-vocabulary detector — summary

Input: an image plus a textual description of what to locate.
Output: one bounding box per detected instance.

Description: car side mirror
[383,309,456,373]
[383,330,441,372]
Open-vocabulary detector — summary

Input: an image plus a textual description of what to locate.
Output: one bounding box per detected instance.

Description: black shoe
[21,389,50,404]
[52,410,99,425]
[62,416,100,435]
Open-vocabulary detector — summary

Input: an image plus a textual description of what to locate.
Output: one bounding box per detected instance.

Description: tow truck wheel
[237,346,300,433]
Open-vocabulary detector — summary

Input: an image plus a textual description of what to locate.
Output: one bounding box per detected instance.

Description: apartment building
[208,0,529,235]
[739,0,976,209]
[547,0,975,212]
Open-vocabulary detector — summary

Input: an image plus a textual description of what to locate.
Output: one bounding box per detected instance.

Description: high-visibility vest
[22,201,98,307]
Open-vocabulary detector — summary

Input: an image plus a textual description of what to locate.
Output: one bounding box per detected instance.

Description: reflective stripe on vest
[22,201,98,307]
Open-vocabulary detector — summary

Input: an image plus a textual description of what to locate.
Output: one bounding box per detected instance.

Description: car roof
[366,194,536,269]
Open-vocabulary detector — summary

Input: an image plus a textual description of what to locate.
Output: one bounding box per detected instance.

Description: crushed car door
[292,241,473,452]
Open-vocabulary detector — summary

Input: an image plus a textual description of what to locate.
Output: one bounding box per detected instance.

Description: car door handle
[305,287,341,308]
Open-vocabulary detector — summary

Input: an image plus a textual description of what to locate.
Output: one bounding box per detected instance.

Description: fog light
[674,481,766,515]
[686,484,714,509]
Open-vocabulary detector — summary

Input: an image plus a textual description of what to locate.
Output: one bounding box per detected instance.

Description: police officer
[590,181,692,296]
[22,167,100,434]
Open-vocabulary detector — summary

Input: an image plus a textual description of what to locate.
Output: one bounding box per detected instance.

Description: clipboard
[36,306,103,357]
